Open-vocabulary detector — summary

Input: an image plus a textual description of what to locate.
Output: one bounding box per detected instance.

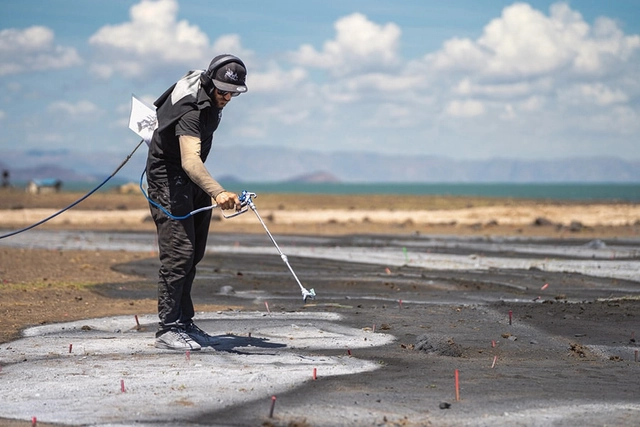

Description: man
[1,170,9,188]
[146,54,247,351]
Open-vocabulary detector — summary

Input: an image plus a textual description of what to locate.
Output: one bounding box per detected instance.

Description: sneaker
[155,328,202,351]
[185,323,218,347]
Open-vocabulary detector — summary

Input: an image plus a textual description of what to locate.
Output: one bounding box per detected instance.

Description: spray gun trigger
[239,190,257,207]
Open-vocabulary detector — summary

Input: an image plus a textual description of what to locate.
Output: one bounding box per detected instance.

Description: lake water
[55,181,640,202]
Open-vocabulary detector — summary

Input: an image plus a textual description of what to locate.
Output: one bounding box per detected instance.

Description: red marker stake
[347,349,352,356]
[265,301,271,314]
[454,369,460,401]
[121,379,126,393]
[313,368,317,380]
[398,299,403,310]
[508,310,513,325]
[135,315,140,328]
[269,395,276,418]
[68,344,73,353]
[491,340,496,348]
[541,283,549,290]
[185,351,190,361]
[491,355,497,369]
[32,416,37,427]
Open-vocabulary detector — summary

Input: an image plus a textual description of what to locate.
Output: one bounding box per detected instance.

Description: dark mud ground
[2,232,640,426]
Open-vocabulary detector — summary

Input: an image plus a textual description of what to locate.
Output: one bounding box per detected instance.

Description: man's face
[213,89,232,109]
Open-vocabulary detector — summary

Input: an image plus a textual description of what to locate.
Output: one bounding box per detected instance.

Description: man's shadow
[205,333,287,354]
[131,324,287,354]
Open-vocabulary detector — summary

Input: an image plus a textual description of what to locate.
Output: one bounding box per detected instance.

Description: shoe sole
[155,341,202,351]
[187,336,219,347]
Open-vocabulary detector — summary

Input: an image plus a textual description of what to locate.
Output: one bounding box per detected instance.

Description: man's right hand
[214,191,241,211]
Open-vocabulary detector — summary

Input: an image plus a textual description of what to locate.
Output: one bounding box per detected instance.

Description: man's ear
[200,73,216,99]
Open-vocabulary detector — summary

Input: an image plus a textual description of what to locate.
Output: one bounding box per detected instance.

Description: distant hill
[1,148,640,184]
[207,148,640,183]
[284,171,340,183]
[216,174,242,183]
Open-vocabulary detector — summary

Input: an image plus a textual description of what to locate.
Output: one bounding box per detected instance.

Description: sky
[1,0,639,161]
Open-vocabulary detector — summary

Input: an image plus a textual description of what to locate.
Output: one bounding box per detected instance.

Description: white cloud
[518,95,546,112]
[453,77,554,99]
[235,125,267,139]
[571,105,640,134]
[427,2,640,79]
[47,100,102,119]
[247,65,308,93]
[499,104,517,120]
[88,0,251,79]
[365,103,416,128]
[478,3,586,77]
[444,100,485,117]
[25,132,64,145]
[211,34,248,58]
[558,83,629,106]
[281,3,637,138]
[0,26,82,75]
[574,16,640,73]
[407,1,640,153]
[246,100,311,130]
[291,13,401,76]
[341,72,426,95]
[428,37,487,73]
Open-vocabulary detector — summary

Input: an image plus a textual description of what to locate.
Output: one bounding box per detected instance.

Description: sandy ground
[1,190,640,237]
[0,189,639,426]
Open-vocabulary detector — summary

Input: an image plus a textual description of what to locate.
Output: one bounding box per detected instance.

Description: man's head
[200,54,247,107]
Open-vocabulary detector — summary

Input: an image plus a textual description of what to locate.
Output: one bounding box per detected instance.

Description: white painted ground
[0,312,394,426]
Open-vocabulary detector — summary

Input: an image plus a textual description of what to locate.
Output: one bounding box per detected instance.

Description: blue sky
[1,0,639,161]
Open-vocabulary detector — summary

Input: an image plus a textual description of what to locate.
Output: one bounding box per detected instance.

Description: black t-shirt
[146,86,221,183]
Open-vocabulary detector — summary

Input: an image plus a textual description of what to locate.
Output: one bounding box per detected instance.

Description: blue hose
[138,170,215,221]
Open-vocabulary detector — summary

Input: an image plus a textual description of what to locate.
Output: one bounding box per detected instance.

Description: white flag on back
[128,95,157,146]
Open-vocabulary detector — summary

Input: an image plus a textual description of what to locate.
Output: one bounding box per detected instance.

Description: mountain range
[1,146,639,184]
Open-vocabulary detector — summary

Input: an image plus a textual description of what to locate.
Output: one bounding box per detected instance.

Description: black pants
[148,174,212,336]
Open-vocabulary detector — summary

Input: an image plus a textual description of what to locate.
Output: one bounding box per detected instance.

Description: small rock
[584,239,607,249]
[439,402,451,409]
[219,285,235,295]
[569,220,583,232]
[533,217,555,226]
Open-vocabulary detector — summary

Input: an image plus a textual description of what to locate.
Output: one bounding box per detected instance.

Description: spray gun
[141,178,317,302]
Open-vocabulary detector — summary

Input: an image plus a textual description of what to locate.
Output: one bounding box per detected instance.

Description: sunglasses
[216,88,240,97]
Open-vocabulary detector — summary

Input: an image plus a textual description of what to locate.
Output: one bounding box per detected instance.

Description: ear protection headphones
[200,54,246,98]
